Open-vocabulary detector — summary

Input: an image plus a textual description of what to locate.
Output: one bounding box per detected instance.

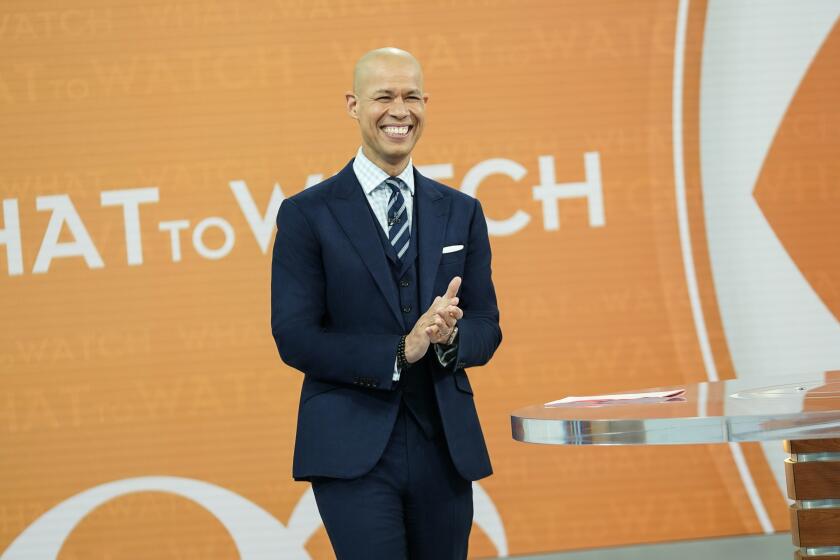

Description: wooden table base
[785,439,840,559]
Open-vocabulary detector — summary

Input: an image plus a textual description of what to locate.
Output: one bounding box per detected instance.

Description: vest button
[402,305,412,313]
[400,279,410,287]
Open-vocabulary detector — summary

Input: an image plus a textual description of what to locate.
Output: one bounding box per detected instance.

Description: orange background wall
[2,1,838,558]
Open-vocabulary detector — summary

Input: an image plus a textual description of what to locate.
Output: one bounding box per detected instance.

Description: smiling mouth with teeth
[381,125,411,138]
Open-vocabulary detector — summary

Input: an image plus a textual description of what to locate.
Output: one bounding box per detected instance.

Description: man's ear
[423,92,430,105]
[345,91,358,119]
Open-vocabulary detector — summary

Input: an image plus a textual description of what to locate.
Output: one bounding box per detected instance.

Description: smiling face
[346,50,429,176]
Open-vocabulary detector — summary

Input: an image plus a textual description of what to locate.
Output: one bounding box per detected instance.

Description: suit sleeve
[270,198,400,390]
[450,199,502,370]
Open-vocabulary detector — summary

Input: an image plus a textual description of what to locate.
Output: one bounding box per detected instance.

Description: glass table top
[511,370,840,445]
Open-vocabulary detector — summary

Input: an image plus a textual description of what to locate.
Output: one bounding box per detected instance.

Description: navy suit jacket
[271,160,501,482]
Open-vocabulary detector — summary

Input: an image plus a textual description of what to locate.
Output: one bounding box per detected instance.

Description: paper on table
[544,389,686,407]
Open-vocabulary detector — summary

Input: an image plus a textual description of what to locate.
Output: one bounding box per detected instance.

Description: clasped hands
[404,276,463,364]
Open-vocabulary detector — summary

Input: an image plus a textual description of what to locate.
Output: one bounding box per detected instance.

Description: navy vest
[365,195,443,438]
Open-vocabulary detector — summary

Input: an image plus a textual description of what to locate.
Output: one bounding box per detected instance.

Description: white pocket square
[442,244,464,254]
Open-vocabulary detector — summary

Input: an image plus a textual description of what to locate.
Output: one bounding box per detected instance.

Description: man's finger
[444,276,461,300]
[444,305,463,320]
[435,308,457,327]
[436,304,462,319]
[431,298,457,316]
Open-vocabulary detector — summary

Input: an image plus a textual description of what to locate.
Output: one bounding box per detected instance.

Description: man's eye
[376,97,390,102]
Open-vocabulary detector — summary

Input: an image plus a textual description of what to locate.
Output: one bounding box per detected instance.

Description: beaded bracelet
[397,335,409,369]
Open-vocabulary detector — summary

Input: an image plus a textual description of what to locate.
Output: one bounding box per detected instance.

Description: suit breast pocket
[439,246,466,266]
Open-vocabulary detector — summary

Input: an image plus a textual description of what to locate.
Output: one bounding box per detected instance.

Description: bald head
[353,47,424,94]
[345,47,428,176]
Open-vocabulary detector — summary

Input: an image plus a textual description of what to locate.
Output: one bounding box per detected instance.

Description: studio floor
[512,533,793,560]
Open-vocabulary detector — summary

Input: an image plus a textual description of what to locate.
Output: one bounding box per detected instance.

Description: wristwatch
[444,326,458,346]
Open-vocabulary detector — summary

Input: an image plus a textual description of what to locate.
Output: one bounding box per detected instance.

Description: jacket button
[400,279,410,287]
[402,305,412,313]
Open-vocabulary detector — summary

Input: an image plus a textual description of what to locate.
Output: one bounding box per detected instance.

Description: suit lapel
[326,162,403,328]
[415,171,451,311]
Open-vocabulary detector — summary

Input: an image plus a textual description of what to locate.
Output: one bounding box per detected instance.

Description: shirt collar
[353,146,415,196]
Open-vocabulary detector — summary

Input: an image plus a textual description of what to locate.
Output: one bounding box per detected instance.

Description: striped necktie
[385,177,410,261]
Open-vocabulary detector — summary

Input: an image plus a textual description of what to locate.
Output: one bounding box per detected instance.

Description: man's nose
[389,98,409,119]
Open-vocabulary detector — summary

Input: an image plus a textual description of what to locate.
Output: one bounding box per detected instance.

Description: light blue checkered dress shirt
[352,146,414,236]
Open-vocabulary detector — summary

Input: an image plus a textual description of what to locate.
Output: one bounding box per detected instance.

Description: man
[271,47,501,559]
